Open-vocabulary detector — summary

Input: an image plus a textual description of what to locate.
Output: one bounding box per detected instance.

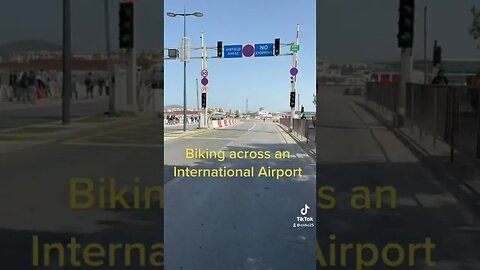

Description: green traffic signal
[397,0,414,48]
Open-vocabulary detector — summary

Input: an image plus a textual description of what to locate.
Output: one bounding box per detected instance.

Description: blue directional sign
[224,45,243,58]
[255,43,274,57]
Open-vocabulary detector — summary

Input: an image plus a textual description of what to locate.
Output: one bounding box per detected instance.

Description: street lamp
[167,9,203,132]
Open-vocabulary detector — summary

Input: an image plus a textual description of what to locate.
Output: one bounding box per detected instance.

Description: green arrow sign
[290,45,300,52]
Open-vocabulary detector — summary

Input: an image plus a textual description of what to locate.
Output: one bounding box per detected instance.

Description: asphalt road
[0,120,164,269]
[164,120,316,270]
[0,98,108,130]
[316,86,480,269]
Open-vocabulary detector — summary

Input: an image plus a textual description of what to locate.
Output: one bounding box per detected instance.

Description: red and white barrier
[211,119,241,129]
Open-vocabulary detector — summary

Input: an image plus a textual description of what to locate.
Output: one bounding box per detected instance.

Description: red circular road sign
[242,44,255,57]
[201,69,208,77]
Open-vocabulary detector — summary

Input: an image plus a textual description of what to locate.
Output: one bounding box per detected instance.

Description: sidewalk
[277,123,316,159]
[361,98,480,206]
[317,86,480,268]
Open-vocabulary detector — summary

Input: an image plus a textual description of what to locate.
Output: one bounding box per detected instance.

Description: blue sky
[164,0,316,112]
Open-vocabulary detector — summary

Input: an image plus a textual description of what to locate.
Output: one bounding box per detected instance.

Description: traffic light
[433,43,442,66]
[217,41,223,58]
[119,2,134,49]
[397,0,414,48]
[301,105,304,113]
[201,93,207,108]
[275,38,280,56]
[290,92,295,108]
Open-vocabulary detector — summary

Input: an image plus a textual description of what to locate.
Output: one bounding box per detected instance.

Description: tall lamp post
[62,0,72,125]
[167,9,203,132]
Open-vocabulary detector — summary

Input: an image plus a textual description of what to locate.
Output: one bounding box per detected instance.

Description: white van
[210,112,224,120]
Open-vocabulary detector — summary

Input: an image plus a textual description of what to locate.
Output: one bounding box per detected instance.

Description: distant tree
[329,63,340,69]
[468,6,480,45]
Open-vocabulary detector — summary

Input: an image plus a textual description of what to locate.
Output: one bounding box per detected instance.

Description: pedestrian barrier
[366,81,480,161]
[279,118,315,143]
[211,119,241,129]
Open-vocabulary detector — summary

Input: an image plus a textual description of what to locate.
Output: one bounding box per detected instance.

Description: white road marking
[248,122,257,132]
[415,193,459,207]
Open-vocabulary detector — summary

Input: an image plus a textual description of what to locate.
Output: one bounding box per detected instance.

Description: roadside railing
[279,118,315,143]
[365,81,400,123]
[366,81,480,161]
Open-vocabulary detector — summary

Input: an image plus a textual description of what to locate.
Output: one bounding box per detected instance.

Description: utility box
[199,113,208,128]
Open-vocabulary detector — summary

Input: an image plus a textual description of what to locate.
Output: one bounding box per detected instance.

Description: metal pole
[196,78,200,128]
[182,9,187,132]
[104,0,115,116]
[62,0,72,125]
[399,47,413,127]
[424,6,428,84]
[297,93,300,113]
[126,2,136,113]
[201,32,208,128]
[290,24,299,131]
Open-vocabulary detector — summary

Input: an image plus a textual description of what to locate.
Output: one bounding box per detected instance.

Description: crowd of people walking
[165,115,200,125]
[2,70,110,104]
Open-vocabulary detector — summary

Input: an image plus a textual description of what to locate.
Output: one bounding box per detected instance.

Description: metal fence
[365,82,399,123]
[365,81,480,160]
[279,118,315,143]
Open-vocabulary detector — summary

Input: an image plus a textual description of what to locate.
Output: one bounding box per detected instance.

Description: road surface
[164,120,316,269]
[0,120,163,269]
[316,86,480,269]
[0,98,108,130]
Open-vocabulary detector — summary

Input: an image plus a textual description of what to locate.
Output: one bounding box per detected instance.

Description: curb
[356,101,480,214]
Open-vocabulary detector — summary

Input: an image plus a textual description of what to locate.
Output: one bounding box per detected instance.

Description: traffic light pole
[290,24,299,132]
[398,47,412,127]
[196,78,200,128]
[201,32,208,128]
[105,0,116,116]
[126,49,137,113]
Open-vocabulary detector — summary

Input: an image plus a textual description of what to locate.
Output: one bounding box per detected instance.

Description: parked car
[210,112,224,120]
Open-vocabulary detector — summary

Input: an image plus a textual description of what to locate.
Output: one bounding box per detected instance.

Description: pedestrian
[72,74,79,100]
[105,77,111,96]
[27,71,37,104]
[432,69,448,85]
[9,72,18,102]
[18,72,28,103]
[84,72,94,99]
[97,77,105,96]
